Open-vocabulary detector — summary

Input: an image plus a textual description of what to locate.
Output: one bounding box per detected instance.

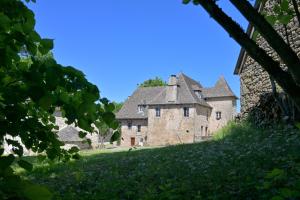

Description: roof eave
[233,0,262,75]
[116,117,148,120]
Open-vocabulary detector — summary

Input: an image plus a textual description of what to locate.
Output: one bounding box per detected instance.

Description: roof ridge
[178,74,198,103]
[179,73,203,88]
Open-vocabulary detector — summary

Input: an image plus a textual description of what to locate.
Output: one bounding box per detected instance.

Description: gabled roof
[202,76,238,99]
[116,86,165,119]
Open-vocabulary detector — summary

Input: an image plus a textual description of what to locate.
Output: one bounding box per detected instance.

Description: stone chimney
[166,75,178,102]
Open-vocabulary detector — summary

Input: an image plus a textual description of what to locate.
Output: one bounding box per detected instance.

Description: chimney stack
[166,75,178,102]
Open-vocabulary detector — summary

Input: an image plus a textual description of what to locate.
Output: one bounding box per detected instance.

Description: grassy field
[21,122,300,200]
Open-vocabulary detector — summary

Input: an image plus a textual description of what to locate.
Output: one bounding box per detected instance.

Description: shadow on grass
[22,122,300,200]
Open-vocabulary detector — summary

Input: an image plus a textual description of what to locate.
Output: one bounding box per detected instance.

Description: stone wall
[147,104,210,146]
[206,97,236,133]
[119,119,148,147]
[239,0,300,119]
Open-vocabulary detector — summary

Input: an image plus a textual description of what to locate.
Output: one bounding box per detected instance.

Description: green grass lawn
[21,123,300,200]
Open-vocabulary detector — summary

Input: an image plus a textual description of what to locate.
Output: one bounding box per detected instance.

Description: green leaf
[0,12,11,31]
[280,0,289,12]
[0,148,4,155]
[18,160,33,171]
[0,154,15,170]
[78,119,91,132]
[110,131,121,142]
[68,146,79,154]
[23,10,35,33]
[110,120,119,130]
[72,153,80,160]
[105,103,115,112]
[40,39,54,55]
[252,30,259,41]
[102,112,115,125]
[265,15,277,26]
[100,98,109,105]
[23,184,52,200]
[38,94,55,110]
[78,131,87,138]
[278,14,293,25]
[182,0,191,4]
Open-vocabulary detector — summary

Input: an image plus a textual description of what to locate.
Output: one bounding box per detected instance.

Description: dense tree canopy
[139,77,167,87]
[0,0,118,199]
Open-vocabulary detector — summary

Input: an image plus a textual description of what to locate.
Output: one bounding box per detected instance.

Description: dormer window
[138,105,142,112]
[138,105,146,113]
[194,90,203,99]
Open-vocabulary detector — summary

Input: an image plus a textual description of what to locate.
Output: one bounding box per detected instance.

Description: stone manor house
[116,73,237,146]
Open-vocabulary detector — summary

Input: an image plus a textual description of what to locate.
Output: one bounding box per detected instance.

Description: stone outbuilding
[116,73,237,146]
[234,0,300,122]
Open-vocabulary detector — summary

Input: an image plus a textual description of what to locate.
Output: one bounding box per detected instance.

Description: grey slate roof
[148,73,210,107]
[202,76,238,99]
[116,73,237,119]
[116,86,165,119]
[58,126,83,142]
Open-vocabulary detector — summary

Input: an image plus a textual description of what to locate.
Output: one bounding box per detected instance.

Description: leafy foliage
[22,122,300,199]
[0,0,118,199]
[138,77,167,87]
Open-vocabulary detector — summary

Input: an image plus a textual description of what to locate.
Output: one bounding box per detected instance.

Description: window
[127,122,132,129]
[205,127,208,136]
[155,107,161,117]
[216,111,221,120]
[137,125,141,132]
[138,105,143,112]
[184,107,189,117]
[194,90,203,99]
[201,126,203,136]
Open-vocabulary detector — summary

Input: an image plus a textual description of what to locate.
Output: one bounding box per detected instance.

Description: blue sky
[28,1,248,110]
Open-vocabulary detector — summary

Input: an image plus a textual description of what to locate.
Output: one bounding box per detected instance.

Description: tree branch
[229,0,300,86]
[195,0,300,110]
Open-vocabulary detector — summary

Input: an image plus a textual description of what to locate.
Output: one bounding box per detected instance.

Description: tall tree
[0,0,118,199]
[183,0,300,111]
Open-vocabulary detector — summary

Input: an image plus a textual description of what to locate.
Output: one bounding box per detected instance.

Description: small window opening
[184,107,189,117]
[216,111,221,120]
[155,107,161,117]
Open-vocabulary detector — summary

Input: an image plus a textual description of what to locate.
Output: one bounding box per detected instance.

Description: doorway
[130,137,135,146]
